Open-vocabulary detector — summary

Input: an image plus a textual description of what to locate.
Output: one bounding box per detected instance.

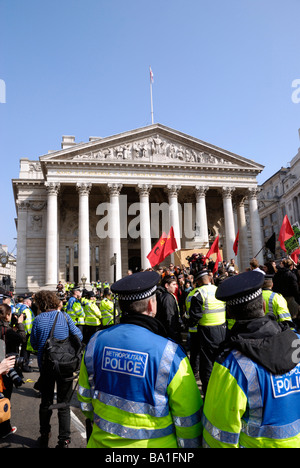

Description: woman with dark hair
[0,303,26,438]
[31,290,83,448]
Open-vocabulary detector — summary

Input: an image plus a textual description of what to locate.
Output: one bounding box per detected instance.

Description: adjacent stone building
[12,123,264,293]
[258,129,300,260]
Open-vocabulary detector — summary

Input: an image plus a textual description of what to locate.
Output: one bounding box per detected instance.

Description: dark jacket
[0,319,26,355]
[273,266,300,304]
[218,315,298,375]
[156,290,183,343]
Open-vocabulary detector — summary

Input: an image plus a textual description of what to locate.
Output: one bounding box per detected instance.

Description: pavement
[0,356,87,449]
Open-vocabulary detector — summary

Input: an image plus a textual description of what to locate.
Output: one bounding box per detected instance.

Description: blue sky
[1,0,300,253]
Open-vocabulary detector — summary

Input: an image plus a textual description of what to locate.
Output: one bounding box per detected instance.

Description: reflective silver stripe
[278,312,292,320]
[202,307,226,315]
[242,417,300,439]
[94,390,169,418]
[202,413,239,445]
[173,409,202,427]
[232,350,263,428]
[80,402,93,412]
[268,292,275,314]
[155,340,178,410]
[78,384,92,398]
[177,436,201,448]
[94,414,174,439]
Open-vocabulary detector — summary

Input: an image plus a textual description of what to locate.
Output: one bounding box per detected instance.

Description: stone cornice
[38,124,264,174]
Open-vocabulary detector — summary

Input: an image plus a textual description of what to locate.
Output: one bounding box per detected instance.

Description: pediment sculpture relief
[71,135,234,166]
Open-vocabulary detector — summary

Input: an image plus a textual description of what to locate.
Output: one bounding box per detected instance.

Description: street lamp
[81,274,87,289]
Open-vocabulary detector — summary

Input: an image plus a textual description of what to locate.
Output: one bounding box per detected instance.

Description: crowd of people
[1,252,300,448]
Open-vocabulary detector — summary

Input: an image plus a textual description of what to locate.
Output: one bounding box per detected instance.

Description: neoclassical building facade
[12,124,264,293]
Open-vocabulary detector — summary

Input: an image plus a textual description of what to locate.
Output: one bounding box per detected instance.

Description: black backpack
[42,312,83,381]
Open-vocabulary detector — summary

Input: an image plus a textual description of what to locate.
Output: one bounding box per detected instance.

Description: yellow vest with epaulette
[185,288,199,333]
[195,284,226,327]
[99,298,115,327]
[81,298,102,326]
[262,289,292,323]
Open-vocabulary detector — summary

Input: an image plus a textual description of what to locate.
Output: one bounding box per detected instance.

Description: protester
[272,258,300,320]
[156,275,184,344]
[31,290,83,448]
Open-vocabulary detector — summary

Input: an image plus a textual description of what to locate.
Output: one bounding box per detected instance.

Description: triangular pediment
[39,123,264,173]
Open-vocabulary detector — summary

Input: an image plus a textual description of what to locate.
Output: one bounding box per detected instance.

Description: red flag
[147,232,167,267]
[278,215,294,251]
[214,248,223,274]
[163,226,178,258]
[291,247,300,264]
[204,236,220,261]
[204,235,222,273]
[147,227,177,268]
[233,230,239,256]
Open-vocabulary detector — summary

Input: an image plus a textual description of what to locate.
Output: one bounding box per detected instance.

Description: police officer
[81,291,102,344]
[99,289,116,328]
[262,274,292,324]
[203,271,300,448]
[66,287,85,332]
[77,271,203,448]
[18,296,35,371]
[187,269,227,395]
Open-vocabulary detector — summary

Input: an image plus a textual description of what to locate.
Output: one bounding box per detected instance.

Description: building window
[270,212,277,223]
[66,246,70,265]
[95,246,99,264]
[74,243,78,260]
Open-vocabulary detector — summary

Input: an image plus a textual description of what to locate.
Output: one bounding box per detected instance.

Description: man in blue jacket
[31,290,83,449]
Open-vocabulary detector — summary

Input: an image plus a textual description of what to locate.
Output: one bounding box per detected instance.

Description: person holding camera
[0,303,26,438]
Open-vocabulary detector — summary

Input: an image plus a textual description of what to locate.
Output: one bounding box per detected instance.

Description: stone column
[15,201,29,293]
[166,185,181,250]
[69,246,74,282]
[222,187,236,261]
[137,184,152,270]
[45,182,60,288]
[248,187,264,264]
[235,194,250,272]
[195,186,209,247]
[76,182,92,287]
[108,183,123,282]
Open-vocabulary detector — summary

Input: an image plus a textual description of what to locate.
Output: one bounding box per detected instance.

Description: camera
[10,312,26,327]
[5,353,26,388]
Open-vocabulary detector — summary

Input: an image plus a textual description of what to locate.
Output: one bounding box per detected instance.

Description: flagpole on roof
[149,67,154,124]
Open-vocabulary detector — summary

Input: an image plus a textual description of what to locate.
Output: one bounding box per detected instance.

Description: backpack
[42,312,83,381]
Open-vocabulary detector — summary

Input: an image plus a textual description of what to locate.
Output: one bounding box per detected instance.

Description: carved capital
[136,184,152,196]
[16,200,30,212]
[76,182,92,195]
[45,182,61,195]
[108,183,123,196]
[248,187,261,199]
[195,186,209,198]
[165,184,181,197]
[222,186,235,199]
